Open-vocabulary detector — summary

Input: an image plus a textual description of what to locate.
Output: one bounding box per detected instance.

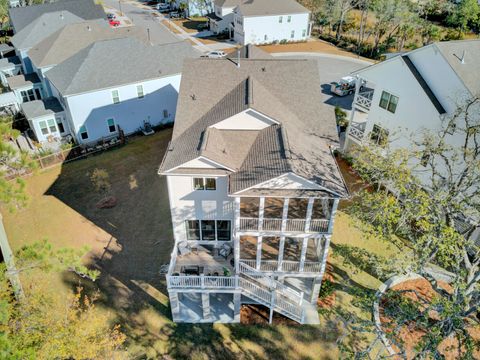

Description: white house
[158,46,348,324]
[42,38,198,145]
[207,0,311,45]
[342,39,480,246]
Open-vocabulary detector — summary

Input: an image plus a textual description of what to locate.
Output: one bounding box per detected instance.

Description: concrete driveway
[272,53,371,112]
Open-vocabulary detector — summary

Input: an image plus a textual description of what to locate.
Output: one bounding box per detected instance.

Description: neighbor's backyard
[3,129,402,359]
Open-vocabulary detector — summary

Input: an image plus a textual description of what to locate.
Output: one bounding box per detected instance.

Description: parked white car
[157,3,170,11]
[205,50,226,59]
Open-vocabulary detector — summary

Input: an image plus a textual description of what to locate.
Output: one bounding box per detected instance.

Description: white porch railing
[239,259,323,273]
[355,90,374,110]
[167,275,237,289]
[348,121,367,141]
[239,217,329,233]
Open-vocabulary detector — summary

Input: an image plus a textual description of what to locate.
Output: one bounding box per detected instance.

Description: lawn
[3,128,402,359]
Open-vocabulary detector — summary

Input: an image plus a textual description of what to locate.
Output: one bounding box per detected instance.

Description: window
[56,118,65,133]
[290,30,295,38]
[201,220,216,240]
[186,220,201,240]
[279,16,283,23]
[302,29,306,37]
[34,88,41,100]
[205,178,216,190]
[379,91,399,113]
[193,177,216,191]
[370,124,389,146]
[27,89,35,101]
[163,109,168,118]
[39,120,48,135]
[20,91,28,102]
[193,178,204,190]
[216,220,231,240]
[136,85,144,99]
[79,125,88,140]
[47,119,56,133]
[107,118,116,133]
[185,220,232,241]
[287,15,291,22]
[111,90,120,104]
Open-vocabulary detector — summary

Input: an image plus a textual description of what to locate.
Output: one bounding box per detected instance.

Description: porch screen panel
[283,237,301,261]
[240,236,257,259]
[261,236,280,261]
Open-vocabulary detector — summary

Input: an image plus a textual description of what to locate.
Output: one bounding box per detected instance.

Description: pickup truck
[330,76,364,96]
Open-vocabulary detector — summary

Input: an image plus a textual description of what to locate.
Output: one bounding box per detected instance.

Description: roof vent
[191,94,196,100]
[261,67,266,72]
[87,25,91,31]
[461,50,466,64]
[60,12,64,19]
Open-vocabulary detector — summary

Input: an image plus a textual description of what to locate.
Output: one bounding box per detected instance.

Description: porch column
[277,236,285,272]
[299,236,309,272]
[281,198,289,232]
[234,197,241,273]
[169,291,181,322]
[201,292,211,321]
[318,235,332,281]
[233,292,241,322]
[304,197,315,232]
[256,236,263,270]
[310,276,323,304]
[327,199,340,234]
[258,197,265,231]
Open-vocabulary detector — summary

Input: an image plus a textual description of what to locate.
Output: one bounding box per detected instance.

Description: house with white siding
[42,37,198,145]
[159,46,348,324]
[207,0,311,45]
[342,39,480,248]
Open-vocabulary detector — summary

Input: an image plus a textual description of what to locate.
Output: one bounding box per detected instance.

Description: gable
[252,173,322,190]
[166,156,233,172]
[210,108,277,130]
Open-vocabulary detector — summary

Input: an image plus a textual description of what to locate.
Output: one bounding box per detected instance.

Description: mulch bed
[240,304,299,325]
[379,278,480,359]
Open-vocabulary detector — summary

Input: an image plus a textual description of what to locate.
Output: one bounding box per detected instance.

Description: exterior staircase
[238,261,306,323]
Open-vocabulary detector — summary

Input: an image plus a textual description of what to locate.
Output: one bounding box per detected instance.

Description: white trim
[163,156,236,173]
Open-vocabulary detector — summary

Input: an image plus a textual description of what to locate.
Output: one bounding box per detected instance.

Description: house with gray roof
[207,0,311,45]
[8,0,106,33]
[158,46,348,324]
[28,20,147,97]
[39,37,199,145]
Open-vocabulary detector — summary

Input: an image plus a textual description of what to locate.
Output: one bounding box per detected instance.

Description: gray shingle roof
[29,20,146,68]
[236,0,309,17]
[7,73,41,90]
[435,40,480,96]
[160,56,348,198]
[46,38,199,96]
[227,44,273,59]
[11,11,86,50]
[8,0,106,33]
[21,97,64,119]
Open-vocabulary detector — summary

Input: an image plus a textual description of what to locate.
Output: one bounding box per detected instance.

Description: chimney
[461,50,466,64]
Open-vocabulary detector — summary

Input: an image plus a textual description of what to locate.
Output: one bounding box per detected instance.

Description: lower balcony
[240,259,323,273]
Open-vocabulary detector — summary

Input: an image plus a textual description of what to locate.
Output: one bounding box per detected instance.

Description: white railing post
[281,198,289,232]
[327,199,339,234]
[234,197,241,273]
[277,236,285,272]
[256,236,263,270]
[299,236,308,272]
[200,274,205,289]
[305,197,314,232]
[258,197,265,232]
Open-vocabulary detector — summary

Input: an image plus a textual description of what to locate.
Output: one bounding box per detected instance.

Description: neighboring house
[158,45,348,324]
[0,56,22,87]
[21,97,69,144]
[11,11,87,74]
[44,38,198,145]
[8,0,106,33]
[28,20,146,97]
[6,73,44,105]
[207,0,311,45]
[342,39,480,246]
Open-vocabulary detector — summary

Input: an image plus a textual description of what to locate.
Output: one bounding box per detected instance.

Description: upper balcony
[354,89,374,111]
[238,197,332,234]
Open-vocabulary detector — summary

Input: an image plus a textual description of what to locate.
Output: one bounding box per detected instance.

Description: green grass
[2,129,403,359]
